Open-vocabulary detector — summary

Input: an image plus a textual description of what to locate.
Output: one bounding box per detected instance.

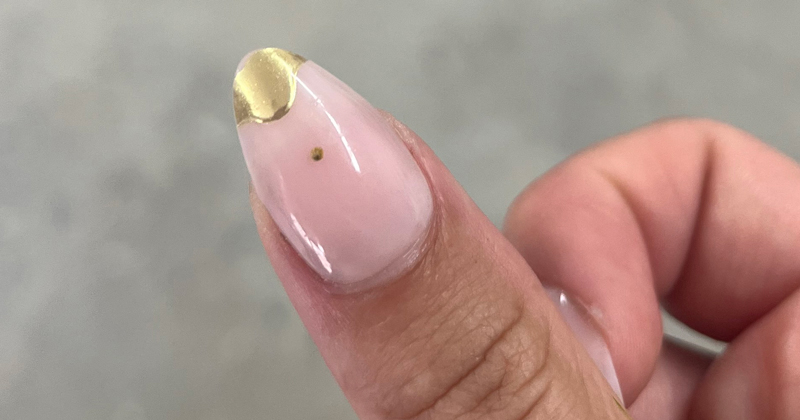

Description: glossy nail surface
[546,287,624,403]
[234,48,433,290]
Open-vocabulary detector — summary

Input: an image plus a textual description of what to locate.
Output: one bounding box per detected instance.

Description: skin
[250,117,800,419]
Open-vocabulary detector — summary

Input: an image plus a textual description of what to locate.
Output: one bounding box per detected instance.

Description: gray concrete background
[0,0,797,418]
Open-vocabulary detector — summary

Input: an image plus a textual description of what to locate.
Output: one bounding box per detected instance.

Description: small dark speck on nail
[311,147,324,161]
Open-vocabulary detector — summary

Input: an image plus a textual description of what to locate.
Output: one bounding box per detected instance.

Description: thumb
[234,48,628,420]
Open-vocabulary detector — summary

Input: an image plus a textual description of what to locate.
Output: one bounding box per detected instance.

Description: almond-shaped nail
[234,48,433,291]
[545,287,624,404]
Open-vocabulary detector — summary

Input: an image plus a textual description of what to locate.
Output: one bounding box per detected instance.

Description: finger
[234,48,630,419]
[692,288,800,420]
[627,341,711,420]
[503,119,800,404]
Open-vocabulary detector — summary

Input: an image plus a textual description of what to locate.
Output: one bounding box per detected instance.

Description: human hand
[233,48,800,419]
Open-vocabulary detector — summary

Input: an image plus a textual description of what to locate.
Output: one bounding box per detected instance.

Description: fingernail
[233,48,433,291]
[545,287,624,404]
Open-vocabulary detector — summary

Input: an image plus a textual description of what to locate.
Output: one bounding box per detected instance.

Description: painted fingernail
[233,48,433,291]
[545,287,624,404]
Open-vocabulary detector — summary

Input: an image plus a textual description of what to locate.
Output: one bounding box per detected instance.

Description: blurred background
[1,0,798,418]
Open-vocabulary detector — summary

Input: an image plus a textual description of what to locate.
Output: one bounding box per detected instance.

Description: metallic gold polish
[233,48,307,126]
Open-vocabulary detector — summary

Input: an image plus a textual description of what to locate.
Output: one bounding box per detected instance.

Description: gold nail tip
[233,48,307,126]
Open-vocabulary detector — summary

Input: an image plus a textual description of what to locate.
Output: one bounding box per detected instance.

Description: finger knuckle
[372,291,555,420]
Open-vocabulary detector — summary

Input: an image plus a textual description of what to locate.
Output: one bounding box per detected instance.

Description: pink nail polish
[545,288,624,404]
[233,48,433,291]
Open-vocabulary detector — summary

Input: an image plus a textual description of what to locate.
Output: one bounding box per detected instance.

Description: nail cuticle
[318,217,436,295]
